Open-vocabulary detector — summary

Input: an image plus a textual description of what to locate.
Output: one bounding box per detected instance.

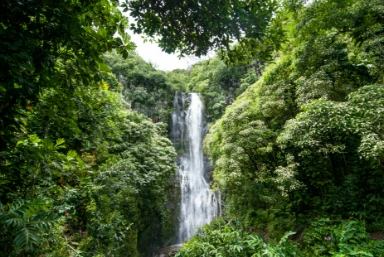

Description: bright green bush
[176,218,297,257]
[302,218,384,257]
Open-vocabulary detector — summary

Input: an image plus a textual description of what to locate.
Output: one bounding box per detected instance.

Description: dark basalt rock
[150,244,182,257]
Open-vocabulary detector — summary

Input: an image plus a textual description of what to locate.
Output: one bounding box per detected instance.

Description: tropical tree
[126,0,278,57]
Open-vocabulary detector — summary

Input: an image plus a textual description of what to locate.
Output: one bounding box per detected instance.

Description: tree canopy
[0,0,134,149]
[126,0,278,57]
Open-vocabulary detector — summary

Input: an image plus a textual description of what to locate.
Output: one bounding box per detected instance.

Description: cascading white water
[172,92,218,243]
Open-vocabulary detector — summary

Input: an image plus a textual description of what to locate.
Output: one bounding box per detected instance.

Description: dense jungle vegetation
[0,0,178,256]
[1,0,384,256]
[176,0,384,256]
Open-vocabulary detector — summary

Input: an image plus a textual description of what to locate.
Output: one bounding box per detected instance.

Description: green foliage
[185,57,259,122]
[0,133,85,204]
[84,116,176,255]
[1,0,384,256]
[166,69,190,92]
[0,0,134,150]
[218,6,289,65]
[278,84,384,224]
[0,63,177,256]
[0,0,179,256]
[302,218,384,257]
[104,51,176,123]
[176,218,384,257]
[204,56,297,238]
[203,0,384,249]
[0,199,59,254]
[175,218,298,257]
[127,0,277,57]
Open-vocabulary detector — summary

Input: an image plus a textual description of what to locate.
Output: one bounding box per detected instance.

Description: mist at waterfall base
[171,92,219,244]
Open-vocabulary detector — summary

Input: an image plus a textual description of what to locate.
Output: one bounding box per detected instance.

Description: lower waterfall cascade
[171,92,219,244]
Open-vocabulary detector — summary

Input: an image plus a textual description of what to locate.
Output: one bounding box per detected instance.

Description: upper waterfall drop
[171,92,218,244]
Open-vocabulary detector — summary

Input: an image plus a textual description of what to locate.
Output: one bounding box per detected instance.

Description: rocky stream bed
[150,244,182,257]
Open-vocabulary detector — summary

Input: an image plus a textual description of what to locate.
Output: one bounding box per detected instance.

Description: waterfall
[171,92,218,244]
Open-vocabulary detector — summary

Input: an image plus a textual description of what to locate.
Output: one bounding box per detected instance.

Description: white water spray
[172,92,218,243]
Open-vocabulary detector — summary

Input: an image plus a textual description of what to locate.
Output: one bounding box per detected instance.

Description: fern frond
[8,199,25,213]
[29,212,59,230]
[1,198,60,253]
[3,216,26,228]
[13,227,40,252]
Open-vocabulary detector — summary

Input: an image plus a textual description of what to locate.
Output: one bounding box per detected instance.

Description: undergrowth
[175,217,384,257]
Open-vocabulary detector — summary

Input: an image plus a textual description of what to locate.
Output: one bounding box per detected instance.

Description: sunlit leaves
[279,84,384,162]
[276,84,384,221]
[204,0,384,239]
[176,218,297,257]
